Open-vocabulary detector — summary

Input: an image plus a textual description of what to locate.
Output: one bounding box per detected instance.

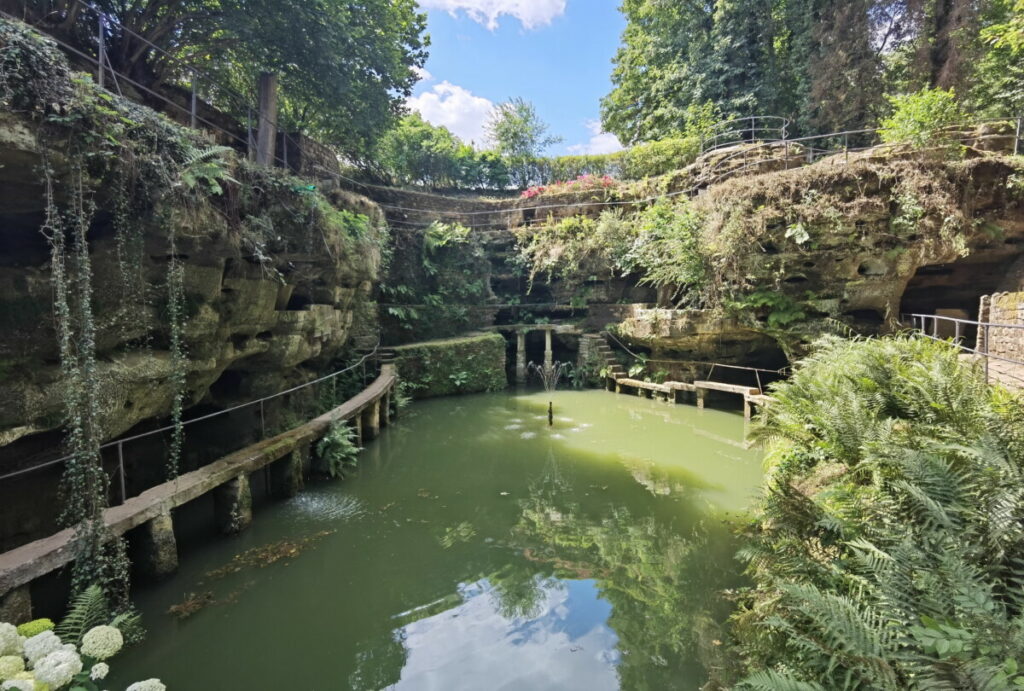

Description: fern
[56,584,109,645]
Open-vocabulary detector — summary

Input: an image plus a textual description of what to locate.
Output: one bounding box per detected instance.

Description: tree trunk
[256,72,278,166]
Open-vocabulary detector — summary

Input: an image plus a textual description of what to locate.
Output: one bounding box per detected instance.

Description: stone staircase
[582,333,625,381]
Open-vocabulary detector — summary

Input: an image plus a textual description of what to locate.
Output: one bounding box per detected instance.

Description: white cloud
[567,120,623,155]
[419,0,567,30]
[413,66,434,83]
[407,81,495,145]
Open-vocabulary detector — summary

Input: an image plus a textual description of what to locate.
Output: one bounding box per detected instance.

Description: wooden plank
[0,366,396,595]
[615,378,671,394]
[694,381,760,396]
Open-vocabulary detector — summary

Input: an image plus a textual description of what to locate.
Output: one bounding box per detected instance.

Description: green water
[112,389,762,690]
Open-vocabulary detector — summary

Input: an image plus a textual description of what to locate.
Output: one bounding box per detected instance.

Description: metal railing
[0,344,382,501]
[906,313,1024,387]
[700,116,791,154]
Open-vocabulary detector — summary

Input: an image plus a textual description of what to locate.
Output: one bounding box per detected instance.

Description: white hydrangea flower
[0,625,20,657]
[81,626,123,660]
[126,679,167,691]
[0,679,33,691]
[90,661,109,680]
[22,630,62,666]
[0,656,24,681]
[33,648,83,688]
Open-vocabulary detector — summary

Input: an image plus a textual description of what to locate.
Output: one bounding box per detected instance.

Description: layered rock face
[0,155,382,451]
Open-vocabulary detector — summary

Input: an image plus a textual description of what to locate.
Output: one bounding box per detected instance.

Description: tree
[486,97,562,187]
[7,0,428,158]
[372,114,509,189]
[601,0,1013,143]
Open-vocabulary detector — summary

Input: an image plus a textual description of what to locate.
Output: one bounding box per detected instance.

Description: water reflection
[112,390,759,690]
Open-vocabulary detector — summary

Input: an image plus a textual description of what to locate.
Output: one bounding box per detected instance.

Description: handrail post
[259,399,266,439]
[954,320,961,345]
[97,11,104,89]
[1015,115,1022,157]
[117,441,126,504]
[984,323,991,383]
[190,70,198,129]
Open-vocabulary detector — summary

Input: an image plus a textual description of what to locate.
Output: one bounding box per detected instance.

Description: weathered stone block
[134,511,178,580]
[0,584,31,624]
[214,474,253,535]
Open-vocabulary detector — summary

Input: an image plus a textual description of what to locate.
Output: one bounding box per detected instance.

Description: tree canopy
[602,0,1020,144]
[8,0,428,157]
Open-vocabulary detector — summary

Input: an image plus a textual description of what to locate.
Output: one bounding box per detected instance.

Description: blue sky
[409,1,626,156]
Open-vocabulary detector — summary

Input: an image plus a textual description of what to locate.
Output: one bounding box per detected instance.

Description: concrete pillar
[744,397,752,421]
[544,330,553,369]
[136,511,178,580]
[516,331,527,384]
[353,416,363,446]
[0,585,32,624]
[214,474,253,535]
[271,445,305,498]
[697,388,706,410]
[380,391,390,428]
[362,401,381,441]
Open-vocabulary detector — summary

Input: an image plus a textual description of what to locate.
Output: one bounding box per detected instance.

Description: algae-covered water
[112,389,762,690]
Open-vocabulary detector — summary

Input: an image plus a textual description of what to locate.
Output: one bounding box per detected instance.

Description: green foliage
[880,87,965,149]
[55,584,125,646]
[16,0,428,159]
[625,199,709,305]
[392,333,507,399]
[734,336,1024,688]
[315,421,362,479]
[381,222,490,340]
[602,0,1011,144]
[486,97,563,187]
[730,291,809,329]
[970,0,1024,115]
[373,113,509,188]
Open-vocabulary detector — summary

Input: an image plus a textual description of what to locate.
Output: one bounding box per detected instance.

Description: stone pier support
[271,445,306,498]
[214,474,253,535]
[354,416,363,446]
[0,585,32,624]
[516,331,527,384]
[380,391,391,428]
[544,330,553,368]
[697,388,706,410]
[136,510,178,579]
[361,401,381,441]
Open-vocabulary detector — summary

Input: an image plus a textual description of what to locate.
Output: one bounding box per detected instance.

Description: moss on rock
[392,333,507,399]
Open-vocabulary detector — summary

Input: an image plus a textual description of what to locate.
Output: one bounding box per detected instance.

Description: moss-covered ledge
[393,333,508,399]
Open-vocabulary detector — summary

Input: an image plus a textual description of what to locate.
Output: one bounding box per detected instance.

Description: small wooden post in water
[548,401,553,426]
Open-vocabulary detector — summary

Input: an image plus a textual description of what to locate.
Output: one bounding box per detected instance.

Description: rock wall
[0,20,387,549]
[392,333,508,399]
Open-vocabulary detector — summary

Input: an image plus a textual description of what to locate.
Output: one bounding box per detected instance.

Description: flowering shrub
[520,174,617,199]
[0,622,160,690]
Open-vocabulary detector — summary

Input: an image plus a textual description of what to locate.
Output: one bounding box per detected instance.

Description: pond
[111,389,762,690]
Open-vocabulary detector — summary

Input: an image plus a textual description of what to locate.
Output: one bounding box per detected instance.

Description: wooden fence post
[256,72,278,166]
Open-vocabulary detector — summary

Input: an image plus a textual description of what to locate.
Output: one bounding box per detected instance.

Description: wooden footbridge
[585,334,777,419]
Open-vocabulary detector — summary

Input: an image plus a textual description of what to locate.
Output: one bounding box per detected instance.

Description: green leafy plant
[734,336,1024,688]
[315,421,362,479]
[879,87,964,150]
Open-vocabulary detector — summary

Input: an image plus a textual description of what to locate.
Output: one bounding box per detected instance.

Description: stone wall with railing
[978,292,1024,359]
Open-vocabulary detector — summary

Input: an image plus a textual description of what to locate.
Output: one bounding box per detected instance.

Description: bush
[879,87,964,149]
[733,335,1024,689]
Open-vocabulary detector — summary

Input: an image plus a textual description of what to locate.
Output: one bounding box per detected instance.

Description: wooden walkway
[612,376,770,419]
[0,365,397,616]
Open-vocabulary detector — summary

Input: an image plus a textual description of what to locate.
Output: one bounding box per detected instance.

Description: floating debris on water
[439,521,477,548]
